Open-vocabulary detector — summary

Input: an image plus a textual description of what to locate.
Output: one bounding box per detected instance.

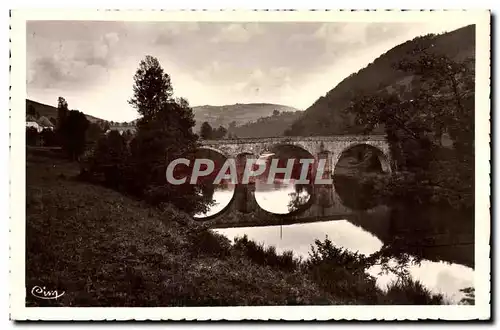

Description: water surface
[214,219,474,304]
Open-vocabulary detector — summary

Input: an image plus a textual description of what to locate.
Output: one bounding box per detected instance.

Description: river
[192,154,474,304]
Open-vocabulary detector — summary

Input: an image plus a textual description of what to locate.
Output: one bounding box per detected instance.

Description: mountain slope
[193,103,300,131]
[26,99,105,123]
[286,25,476,136]
[228,111,303,138]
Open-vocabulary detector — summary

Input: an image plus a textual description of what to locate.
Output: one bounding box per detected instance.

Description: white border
[9,9,491,321]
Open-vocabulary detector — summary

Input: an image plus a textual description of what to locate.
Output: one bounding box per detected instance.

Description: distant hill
[26,99,105,124]
[286,25,476,136]
[192,103,301,132]
[228,110,303,138]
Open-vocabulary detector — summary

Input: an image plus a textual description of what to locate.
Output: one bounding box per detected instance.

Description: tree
[214,126,227,139]
[56,97,68,131]
[89,130,129,188]
[27,104,36,117]
[60,110,89,160]
[49,117,57,126]
[122,129,134,141]
[40,128,57,147]
[26,127,38,146]
[273,109,280,116]
[129,55,173,119]
[126,56,211,214]
[200,121,213,140]
[86,122,104,145]
[348,50,474,210]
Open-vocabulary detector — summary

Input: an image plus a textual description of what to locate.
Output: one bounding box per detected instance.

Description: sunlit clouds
[27,20,472,121]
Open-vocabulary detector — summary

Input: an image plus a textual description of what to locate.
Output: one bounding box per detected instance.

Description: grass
[25,148,445,306]
[26,149,328,306]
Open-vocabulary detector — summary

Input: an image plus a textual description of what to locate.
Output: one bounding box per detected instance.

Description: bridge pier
[232,183,258,213]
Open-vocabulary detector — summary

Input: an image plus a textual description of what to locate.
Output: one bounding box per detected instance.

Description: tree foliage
[348,46,474,211]
[129,55,173,119]
[86,122,105,145]
[200,121,213,139]
[285,25,475,136]
[86,55,211,214]
[88,130,129,187]
[60,110,90,160]
[56,96,68,132]
[26,127,38,146]
[54,97,90,160]
[27,104,36,117]
[200,122,227,140]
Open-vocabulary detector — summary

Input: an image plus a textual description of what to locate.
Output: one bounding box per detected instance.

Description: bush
[381,278,444,305]
[305,236,382,303]
[26,127,39,146]
[187,230,231,258]
[40,128,58,146]
[233,235,300,272]
[83,131,128,188]
[59,110,90,160]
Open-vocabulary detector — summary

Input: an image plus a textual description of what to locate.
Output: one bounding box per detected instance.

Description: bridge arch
[252,143,316,216]
[192,147,236,220]
[269,141,315,157]
[197,145,229,158]
[333,142,391,174]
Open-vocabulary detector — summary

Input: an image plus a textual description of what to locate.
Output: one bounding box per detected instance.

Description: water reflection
[192,148,474,304]
[193,183,235,218]
[255,180,312,214]
[214,219,474,304]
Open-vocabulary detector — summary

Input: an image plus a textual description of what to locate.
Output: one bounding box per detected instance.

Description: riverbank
[26,148,446,306]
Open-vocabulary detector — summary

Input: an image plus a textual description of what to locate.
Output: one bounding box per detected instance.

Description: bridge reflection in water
[204,179,474,269]
[194,136,474,279]
[206,177,474,304]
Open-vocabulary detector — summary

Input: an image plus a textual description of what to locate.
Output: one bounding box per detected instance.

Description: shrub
[305,236,382,303]
[40,128,58,146]
[381,278,444,305]
[187,230,231,258]
[459,287,475,305]
[83,131,128,188]
[26,127,39,146]
[233,235,300,272]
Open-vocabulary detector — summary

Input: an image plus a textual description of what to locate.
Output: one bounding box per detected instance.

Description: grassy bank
[26,149,444,306]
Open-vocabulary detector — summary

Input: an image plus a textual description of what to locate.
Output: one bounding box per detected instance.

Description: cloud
[28,56,109,90]
[210,23,263,43]
[26,20,473,120]
[27,28,121,90]
[154,22,201,45]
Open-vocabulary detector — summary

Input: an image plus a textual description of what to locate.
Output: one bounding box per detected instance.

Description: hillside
[286,24,476,136]
[227,110,303,138]
[193,103,300,132]
[26,99,104,124]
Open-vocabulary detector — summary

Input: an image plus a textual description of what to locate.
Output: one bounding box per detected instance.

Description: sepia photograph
[9,9,490,320]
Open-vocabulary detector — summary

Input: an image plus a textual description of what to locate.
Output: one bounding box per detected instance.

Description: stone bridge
[196,135,393,226]
[201,135,392,174]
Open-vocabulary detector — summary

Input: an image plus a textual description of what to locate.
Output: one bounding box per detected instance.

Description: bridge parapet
[200,134,391,174]
[202,135,388,146]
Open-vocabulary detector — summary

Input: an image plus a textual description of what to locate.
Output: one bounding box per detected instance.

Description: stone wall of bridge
[201,135,392,174]
[198,135,392,227]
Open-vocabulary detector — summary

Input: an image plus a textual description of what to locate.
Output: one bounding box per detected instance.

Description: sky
[27,20,473,122]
